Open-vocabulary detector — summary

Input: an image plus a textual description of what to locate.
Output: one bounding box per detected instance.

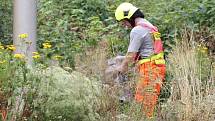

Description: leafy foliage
[0,0,13,44]
[1,0,215,65]
[37,0,112,67]
[0,0,215,120]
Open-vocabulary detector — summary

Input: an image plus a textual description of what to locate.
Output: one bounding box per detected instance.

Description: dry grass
[74,41,148,120]
[74,32,215,121]
[75,40,109,80]
[162,31,215,121]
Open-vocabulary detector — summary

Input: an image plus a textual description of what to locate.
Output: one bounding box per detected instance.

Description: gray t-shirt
[127,19,154,58]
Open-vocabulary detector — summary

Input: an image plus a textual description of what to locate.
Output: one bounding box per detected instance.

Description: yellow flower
[14,53,25,59]
[0,45,4,50]
[42,43,52,49]
[0,60,6,64]
[32,52,41,59]
[202,47,208,50]
[18,33,28,39]
[33,55,41,59]
[53,55,63,60]
[32,52,39,55]
[6,45,16,51]
[197,46,208,53]
[200,49,207,53]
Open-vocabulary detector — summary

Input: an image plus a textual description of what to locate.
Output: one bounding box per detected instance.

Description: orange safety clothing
[134,21,166,118]
[135,60,166,118]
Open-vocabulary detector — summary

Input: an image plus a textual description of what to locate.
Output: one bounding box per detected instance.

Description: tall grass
[162,31,215,121]
[74,40,109,80]
[74,32,215,121]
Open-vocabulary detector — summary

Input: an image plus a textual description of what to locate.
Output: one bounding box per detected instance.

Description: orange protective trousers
[135,60,166,118]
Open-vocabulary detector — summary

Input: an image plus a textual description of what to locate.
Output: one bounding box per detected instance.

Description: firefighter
[115,2,166,118]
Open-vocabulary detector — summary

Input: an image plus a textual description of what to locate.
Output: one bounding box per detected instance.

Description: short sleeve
[128,31,144,52]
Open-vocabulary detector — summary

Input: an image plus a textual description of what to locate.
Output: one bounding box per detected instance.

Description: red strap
[137,23,158,32]
[136,22,164,54]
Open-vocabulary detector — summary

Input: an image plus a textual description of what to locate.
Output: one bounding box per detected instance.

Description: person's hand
[115,64,127,73]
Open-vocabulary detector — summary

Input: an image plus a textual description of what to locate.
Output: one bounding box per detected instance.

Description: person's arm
[117,28,144,73]
[117,52,137,73]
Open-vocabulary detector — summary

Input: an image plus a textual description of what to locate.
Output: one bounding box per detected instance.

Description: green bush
[36,67,101,121]
[0,0,13,44]
[1,0,215,59]
[37,0,111,67]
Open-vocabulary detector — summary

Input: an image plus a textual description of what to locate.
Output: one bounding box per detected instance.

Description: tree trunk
[13,0,37,65]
